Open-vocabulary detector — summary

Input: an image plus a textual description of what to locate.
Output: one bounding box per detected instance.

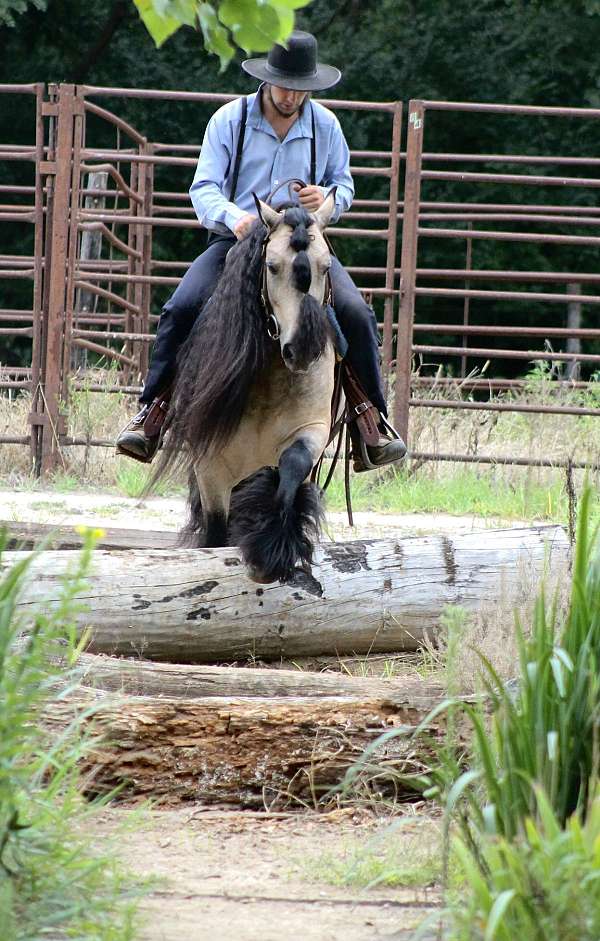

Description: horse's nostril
[282,343,294,362]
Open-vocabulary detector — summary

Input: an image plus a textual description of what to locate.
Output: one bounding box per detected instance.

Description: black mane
[152,221,269,480]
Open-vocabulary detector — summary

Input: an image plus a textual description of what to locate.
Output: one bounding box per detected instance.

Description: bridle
[259,178,333,343]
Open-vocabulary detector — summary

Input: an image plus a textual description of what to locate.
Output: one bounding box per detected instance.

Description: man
[116,30,406,471]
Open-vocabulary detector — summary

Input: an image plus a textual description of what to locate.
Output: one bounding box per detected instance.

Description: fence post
[382,101,402,387]
[394,101,424,442]
[29,83,47,474]
[566,282,582,381]
[36,83,77,475]
[73,171,108,370]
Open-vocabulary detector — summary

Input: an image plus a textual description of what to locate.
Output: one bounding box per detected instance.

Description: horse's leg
[193,464,231,548]
[229,437,323,583]
[276,439,314,513]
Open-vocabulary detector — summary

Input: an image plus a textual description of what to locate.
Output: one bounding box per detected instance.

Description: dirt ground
[0,486,522,541]
[95,805,441,941]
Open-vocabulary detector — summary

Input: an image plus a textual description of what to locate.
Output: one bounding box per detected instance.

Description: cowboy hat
[241,30,341,92]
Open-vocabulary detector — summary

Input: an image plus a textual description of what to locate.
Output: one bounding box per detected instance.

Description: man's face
[266,84,309,118]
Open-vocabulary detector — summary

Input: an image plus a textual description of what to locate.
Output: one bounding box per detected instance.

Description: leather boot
[342,363,407,472]
[115,391,170,463]
[350,415,407,473]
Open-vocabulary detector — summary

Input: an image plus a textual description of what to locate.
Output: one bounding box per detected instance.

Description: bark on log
[7,526,568,662]
[73,651,441,703]
[44,686,445,806]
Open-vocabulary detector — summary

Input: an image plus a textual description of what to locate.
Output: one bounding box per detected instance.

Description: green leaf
[164,0,198,26]
[133,0,181,46]
[267,0,310,8]
[199,2,236,69]
[219,0,281,53]
[484,889,516,940]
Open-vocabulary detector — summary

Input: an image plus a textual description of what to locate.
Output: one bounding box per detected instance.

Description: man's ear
[253,193,281,229]
[312,187,337,230]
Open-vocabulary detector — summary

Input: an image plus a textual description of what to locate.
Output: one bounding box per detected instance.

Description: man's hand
[292,184,325,212]
[233,213,256,240]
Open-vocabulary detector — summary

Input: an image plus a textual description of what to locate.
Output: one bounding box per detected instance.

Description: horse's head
[255,191,336,373]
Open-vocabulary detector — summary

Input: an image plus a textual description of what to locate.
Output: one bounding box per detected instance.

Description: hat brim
[241,59,341,91]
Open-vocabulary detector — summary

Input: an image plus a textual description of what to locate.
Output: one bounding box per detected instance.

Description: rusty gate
[2,84,600,476]
[0,82,401,474]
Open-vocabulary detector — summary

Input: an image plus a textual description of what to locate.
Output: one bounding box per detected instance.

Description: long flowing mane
[153,221,269,481]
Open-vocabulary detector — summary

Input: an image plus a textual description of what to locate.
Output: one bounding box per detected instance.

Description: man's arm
[319,115,354,223]
[293,115,354,220]
[189,103,250,235]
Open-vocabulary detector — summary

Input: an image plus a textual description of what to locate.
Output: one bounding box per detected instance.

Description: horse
[152,191,338,584]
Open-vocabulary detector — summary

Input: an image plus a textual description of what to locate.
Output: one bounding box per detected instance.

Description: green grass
[299,822,442,889]
[324,465,590,523]
[114,460,182,499]
[0,527,142,940]
[416,486,600,938]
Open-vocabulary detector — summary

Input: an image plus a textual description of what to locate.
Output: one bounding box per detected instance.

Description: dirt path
[0,487,522,541]
[97,806,441,941]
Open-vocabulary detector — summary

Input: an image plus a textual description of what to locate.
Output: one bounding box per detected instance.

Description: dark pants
[142,235,387,415]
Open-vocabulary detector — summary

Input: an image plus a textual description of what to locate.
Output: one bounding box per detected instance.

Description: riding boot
[342,365,407,472]
[115,389,171,463]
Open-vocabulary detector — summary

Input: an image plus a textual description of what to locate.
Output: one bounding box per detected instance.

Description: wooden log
[74,651,442,703]
[2,520,177,551]
[7,526,568,662]
[44,686,445,806]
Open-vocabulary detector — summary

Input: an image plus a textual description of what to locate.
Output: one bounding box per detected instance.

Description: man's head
[264,84,309,119]
[241,31,341,93]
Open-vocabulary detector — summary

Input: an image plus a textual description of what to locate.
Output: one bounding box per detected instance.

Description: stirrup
[355,416,407,472]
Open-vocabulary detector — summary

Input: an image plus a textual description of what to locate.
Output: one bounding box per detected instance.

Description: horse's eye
[266,261,279,274]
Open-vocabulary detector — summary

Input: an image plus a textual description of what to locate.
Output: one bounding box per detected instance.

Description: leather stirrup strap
[342,363,380,447]
[142,388,172,438]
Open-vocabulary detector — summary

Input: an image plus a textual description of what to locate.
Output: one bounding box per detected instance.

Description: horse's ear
[253,193,281,229]
[312,187,337,231]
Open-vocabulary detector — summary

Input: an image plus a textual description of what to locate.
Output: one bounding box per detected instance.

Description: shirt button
[274,179,279,184]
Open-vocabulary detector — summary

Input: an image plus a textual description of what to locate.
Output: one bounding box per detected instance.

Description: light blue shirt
[189,87,354,235]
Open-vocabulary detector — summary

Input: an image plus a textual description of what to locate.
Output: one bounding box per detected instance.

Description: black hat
[241,31,341,92]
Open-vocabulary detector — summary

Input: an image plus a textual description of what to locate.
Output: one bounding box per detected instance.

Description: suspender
[309,103,316,186]
[229,95,247,204]
[229,95,317,206]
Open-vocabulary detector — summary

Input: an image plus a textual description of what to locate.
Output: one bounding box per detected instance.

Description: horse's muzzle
[282,342,311,374]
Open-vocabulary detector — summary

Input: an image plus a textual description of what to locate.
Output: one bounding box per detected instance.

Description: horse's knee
[276,439,314,509]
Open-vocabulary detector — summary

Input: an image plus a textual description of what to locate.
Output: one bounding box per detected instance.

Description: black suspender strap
[310,103,316,186]
[229,95,247,204]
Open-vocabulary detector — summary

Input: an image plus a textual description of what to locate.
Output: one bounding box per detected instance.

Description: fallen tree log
[7,526,568,662]
[44,685,445,806]
[74,651,441,703]
[2,520,177,551]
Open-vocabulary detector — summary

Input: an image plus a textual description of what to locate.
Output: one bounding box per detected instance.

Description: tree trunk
[73,651,442,703]
[7,526,568,662]
[44,686,445,806]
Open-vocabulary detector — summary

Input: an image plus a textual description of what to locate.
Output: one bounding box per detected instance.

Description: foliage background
[2,0,600,373]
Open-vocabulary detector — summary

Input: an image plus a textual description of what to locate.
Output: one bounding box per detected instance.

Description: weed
[0,527,142,939]
[299,818,442,889]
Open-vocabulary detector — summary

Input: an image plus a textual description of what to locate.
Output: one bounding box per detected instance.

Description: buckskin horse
[152,192,338,584]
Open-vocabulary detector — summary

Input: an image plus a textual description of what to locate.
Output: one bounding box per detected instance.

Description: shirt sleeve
[189,105,248,235]
[319,116,354,224]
